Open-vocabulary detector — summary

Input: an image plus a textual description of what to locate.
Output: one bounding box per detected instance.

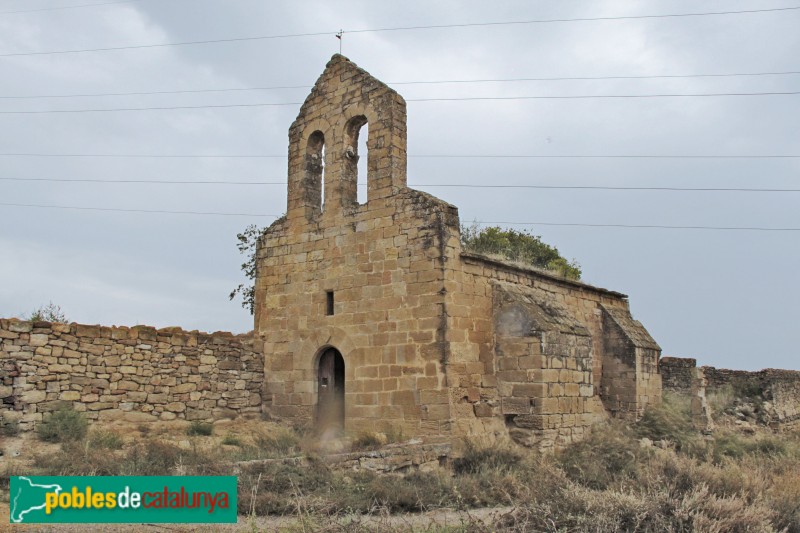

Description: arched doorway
[316,348,345,433]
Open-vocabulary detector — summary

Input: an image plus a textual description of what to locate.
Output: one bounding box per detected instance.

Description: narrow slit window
[326,291,334,316]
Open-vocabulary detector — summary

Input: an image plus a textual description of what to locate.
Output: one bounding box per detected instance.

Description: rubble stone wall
[702,366,800,425]
[659,357,698,394]
[0,319,263,430]
[661,357,800,427]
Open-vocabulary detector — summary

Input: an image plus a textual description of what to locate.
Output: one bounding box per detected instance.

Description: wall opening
[325,290,334,315]
[306,130,325,211]
[343,115,368,206]
[316,348,345,434]
[357,122,368,204]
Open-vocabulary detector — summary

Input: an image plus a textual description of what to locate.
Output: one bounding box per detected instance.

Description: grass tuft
[186,421,214,436]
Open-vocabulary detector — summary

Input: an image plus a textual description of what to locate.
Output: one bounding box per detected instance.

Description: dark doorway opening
[316,348,345,434]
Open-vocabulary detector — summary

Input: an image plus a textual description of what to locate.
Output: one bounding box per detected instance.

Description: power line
[3,69,800,100]
[345,7,800,34]
[0,201,276,217]
[391,70,800,85]
[0,152,286,158]
[0,153,797,159]
[475,221,800,231]
[407,91,800,103]
[0,201,796,231]
[0,85,313,100]
[0,101,302,114]
[1,90,798,114]
[410,154,800,159]
[3,176,800,193]
[417,184,800,192]
[0,5,797,57]
[0,0,141,16]
[0,31,333,58]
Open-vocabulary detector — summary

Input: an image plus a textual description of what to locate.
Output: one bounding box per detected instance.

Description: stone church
[255,55,662,450]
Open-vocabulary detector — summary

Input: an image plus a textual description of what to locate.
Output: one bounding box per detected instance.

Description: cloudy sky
[0,0,797,371]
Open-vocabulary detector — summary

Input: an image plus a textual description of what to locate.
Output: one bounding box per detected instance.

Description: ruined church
[255,55,662,450]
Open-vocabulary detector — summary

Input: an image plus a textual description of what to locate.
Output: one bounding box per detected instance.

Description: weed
[36,406,88,443]
[222,434,243,446]
[707,385,736,417]
[351,431,384,451]
[558,422,643,490]
[452,442,522,475]
[0,415,19,437]
[187,421,214,436]
[89,429,124,450]
[636,392,702,453]
[251,427,300,457]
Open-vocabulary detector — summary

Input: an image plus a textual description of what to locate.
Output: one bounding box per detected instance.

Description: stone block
[501,397,531,415]
[30,334,49,347]
[165,402,186,413]
[21,390,46,403]
[59,391,81,401]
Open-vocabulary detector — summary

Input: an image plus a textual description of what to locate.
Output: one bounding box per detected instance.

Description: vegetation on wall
[229,224,264,315]
[461,223,582,280]
[231,222,582,314]
[24,302,68,323]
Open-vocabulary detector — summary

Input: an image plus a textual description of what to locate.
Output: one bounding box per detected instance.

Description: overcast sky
[0,0,798,371]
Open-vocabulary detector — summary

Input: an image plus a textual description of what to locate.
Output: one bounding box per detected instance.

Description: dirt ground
[0,504,510,532]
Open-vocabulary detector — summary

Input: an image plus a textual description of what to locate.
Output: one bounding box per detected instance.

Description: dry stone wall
[0,319,263,430]
[702,366,800,426]
[661,357,799,428]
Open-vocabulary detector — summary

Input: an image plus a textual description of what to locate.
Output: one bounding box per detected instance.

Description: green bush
[186,421,213,436]
[461,224,581,280]
[37,406,88,443]
[710,431,790,464]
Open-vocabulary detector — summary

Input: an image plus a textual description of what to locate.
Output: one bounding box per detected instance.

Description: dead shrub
[252,427,300,457]
[636,392,702,454]
[350,431,383,451]
[452,441,523,475]
[33,440,122,476]
[558,422,643,490]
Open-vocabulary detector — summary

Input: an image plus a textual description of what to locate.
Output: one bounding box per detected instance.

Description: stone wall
[256,54,458,438]
[661,357,799,428]
[0,319,263,430]
[702,366,800,425]
[445,253,661,450]
[660,357,698,394]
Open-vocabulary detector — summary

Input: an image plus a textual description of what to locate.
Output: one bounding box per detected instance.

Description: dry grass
[12,410,800,531]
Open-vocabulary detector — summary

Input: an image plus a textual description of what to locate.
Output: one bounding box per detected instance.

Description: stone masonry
[662,356,800,428]
[255,55,662,451]
[0,319,263,430]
